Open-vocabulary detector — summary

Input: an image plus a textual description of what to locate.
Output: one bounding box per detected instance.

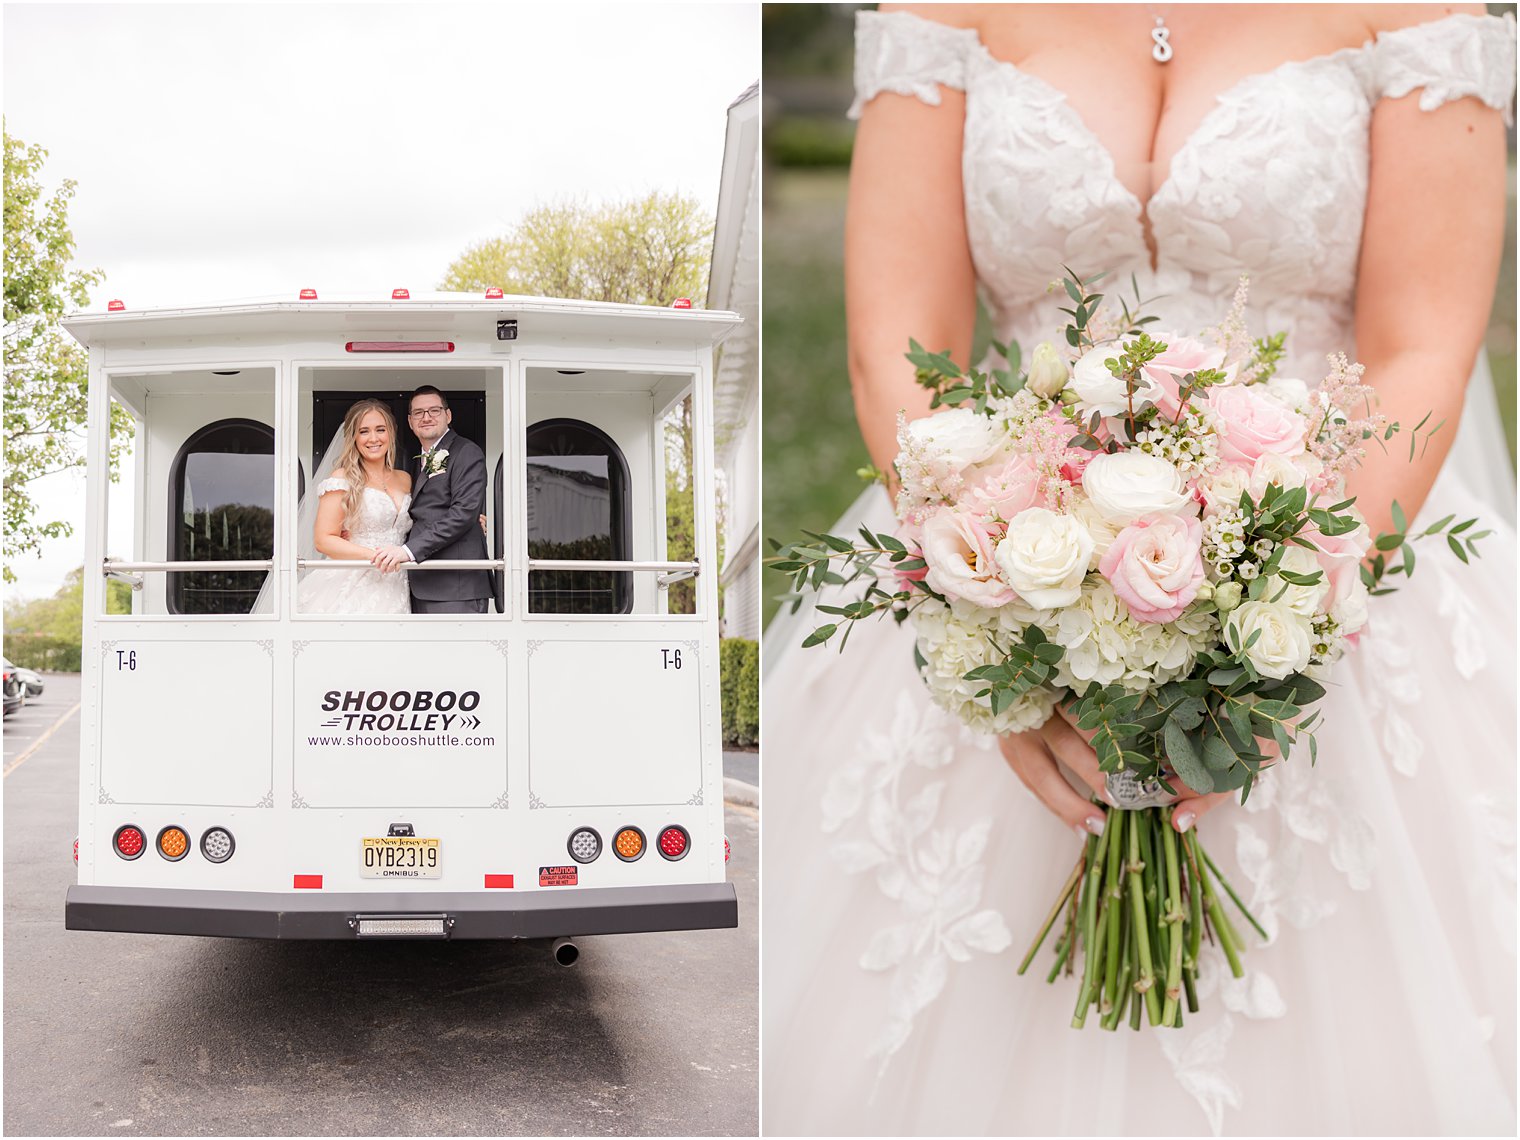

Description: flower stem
[1161,808,1186,1027]
[1072,823,1112,1027]
[1190,832,1244,977]
[1200,846,1269,942]
[1018,848,1086,975]
[1127,809,1163,1026]
[1103,809,1126,1011]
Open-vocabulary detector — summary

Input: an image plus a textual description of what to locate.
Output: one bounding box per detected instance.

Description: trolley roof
[61,291,743,350]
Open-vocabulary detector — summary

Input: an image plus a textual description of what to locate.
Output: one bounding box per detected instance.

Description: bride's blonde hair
[335,399,397,530]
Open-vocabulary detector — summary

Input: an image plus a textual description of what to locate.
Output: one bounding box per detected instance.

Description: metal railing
[102,557,702,588]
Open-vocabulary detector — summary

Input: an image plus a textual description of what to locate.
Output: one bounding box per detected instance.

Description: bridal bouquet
[771,270,1487,1031]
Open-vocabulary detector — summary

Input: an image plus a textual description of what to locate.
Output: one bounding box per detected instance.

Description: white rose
[1198,462,1251,516]
[1068,494,1119,566]
[1027,341,1069,399]
[1068,345,1130,419]
[1248,451,1308,500]
[1263,375,1311,412]
[903,409,1004,476]
[1268,545,1328,618]
[1332,578,1370,636]
[1225,600,1312,679]
[1081,451,1195,525]
[994,507,1094,609]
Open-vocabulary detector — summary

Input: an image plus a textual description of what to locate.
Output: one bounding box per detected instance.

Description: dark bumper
[65,882,738,940]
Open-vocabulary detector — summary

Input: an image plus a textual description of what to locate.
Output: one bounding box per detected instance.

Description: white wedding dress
[299,478,413,614]
[763,11,1517,1136]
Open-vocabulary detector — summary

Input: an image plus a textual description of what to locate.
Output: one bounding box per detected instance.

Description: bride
[301,398,413,614]
[763,4,1516,1135]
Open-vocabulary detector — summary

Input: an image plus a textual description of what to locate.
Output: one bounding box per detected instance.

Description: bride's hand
[1001,705,1267,837]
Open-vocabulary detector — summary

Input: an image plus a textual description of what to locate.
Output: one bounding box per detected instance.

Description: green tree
[439,191,713,306]
[3,127,131,583]
[3,565,132,670]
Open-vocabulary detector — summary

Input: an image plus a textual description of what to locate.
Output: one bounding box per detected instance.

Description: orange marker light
[158,826,189,861]
[614,827,645,861]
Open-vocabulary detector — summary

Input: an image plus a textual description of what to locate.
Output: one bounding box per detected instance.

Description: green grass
[760,169,865,629]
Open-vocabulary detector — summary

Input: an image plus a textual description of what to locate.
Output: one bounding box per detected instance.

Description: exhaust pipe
[551,937,579,967]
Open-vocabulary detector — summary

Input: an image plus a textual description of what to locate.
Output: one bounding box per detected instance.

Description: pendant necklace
[1150,7,1174,63]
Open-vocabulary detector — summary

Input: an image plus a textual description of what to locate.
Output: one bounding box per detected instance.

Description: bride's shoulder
[1360,3,1489,37]
[395,469,413,493]
[316,475,349,496]
[874,4,983,32]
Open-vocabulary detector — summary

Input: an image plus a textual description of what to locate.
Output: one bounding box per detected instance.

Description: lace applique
[1371,12,1518,127]
[848,10,976,119]
[821,691,1011,1078]
[316,476,349,496]
[1361,612,1425,778]
[1433,556,1489,679]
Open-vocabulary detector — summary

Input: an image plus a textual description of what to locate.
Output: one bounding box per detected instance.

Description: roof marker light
[345,341,455,354]
[107,300,125,312]
[485,287,503,299]
[300,288,318,300]
[672,298,693,309]
[392,288,410,300]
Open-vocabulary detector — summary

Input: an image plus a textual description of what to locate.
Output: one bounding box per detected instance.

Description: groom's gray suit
[405,427,492,613]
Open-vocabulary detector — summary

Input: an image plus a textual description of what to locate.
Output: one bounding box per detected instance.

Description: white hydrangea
[912,598,1058,735]
[1030,577,1218,694]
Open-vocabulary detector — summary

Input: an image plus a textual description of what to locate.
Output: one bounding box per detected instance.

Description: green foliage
[438,191,712,307]
[4,564,132,670]
[4,127,133,583]
[765,116,855,168]
[908,337,1023,415]
[720,637,759,746]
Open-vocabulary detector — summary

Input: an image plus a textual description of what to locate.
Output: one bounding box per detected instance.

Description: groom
[372,385,492,613]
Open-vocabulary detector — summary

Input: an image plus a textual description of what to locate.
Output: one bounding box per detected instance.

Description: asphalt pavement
[3,673,758,1136]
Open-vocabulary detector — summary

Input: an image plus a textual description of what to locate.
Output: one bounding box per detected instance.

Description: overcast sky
[4,0,758,601]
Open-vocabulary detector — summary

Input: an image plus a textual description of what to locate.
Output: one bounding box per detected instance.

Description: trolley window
[526,418,632,614]
[167,418,275,615]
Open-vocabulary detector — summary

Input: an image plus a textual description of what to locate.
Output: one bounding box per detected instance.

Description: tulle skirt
[761,378,1516,1136]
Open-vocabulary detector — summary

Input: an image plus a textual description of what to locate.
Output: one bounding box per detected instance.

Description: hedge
[3,634,81,672]
[720,637,759,747]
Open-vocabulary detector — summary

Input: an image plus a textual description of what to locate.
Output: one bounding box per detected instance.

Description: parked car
[2,665,23,718]
[13,664,43,698]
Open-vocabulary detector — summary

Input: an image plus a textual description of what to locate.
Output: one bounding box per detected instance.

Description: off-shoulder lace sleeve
[848,10,980,120]
[316,476,349,496]
[1370,12,1517,126]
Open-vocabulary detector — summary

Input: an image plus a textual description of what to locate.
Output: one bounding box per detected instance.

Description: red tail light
[724,835,731,863]
[657,825,689,861]
[114,825,145,860]
[73,837,79,864]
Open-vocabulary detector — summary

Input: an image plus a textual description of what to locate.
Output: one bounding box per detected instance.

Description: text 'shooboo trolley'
[63,289,740,946]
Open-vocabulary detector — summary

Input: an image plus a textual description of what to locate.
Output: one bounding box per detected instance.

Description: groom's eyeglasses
[409,406,447,420]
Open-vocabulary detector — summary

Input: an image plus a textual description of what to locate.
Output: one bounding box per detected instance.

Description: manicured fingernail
[1084,815,1105,836]
[1174,811,1195,833]
[1073,823,1089,841]
[1100,788,1117,807]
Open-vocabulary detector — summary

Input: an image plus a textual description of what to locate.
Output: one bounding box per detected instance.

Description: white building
[709,81,760,641]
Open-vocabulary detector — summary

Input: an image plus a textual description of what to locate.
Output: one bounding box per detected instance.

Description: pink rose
[1098,514,1206,624]
[966,454,1041,521]
[891,522,930,589]
[1141,334,1232,418]
[1208,384,1308,465]
[1301,517,1371,611]
[920,509,1015,608]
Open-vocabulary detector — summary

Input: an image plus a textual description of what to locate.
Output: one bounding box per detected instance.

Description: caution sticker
[539,865,578,887]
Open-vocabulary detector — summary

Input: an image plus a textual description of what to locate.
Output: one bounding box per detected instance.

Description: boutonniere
[422,448,450,476]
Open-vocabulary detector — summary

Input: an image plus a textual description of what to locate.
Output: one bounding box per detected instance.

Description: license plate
[360,837,441,879]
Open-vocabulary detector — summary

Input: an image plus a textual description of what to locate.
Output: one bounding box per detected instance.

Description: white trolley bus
[63,290,740,950]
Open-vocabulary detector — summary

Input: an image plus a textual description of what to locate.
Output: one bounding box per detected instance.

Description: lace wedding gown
[763,11,1517,1136]
[299,478,413,614]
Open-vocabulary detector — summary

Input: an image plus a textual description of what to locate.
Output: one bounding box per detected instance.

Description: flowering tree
[3,127,131,583]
